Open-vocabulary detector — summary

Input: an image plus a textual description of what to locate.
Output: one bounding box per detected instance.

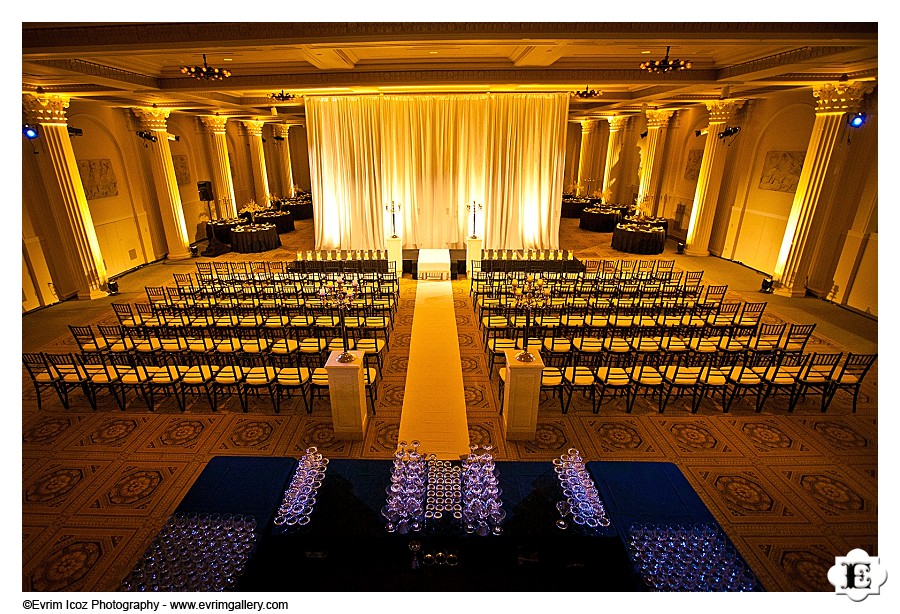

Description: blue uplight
[23,124,38,140]
[848,112,867,128]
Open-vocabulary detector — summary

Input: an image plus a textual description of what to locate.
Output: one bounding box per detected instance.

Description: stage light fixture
[273,135,285,142]
[717,126,741,139]
[136,131,158,142]
[695,128,708,137]
[847,112,867,128]
[760,277,774,294]
[106,279,120,295]
[23,124,39,140]
[67,127,83,137]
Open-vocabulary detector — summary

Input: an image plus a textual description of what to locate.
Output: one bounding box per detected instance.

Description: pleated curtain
[306,93,568,251]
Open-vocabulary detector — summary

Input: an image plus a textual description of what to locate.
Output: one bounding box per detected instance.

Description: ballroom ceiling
[22,22,878,124]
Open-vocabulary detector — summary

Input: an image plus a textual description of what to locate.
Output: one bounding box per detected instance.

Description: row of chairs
[484,320,817,379]
[69,319,389,376]
[497,350,876,416]
[479,300,771,357]
[195,260,396,283]
[23,351,378,415]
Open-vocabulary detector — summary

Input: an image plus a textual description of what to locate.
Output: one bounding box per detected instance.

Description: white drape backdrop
[306,93,568,251]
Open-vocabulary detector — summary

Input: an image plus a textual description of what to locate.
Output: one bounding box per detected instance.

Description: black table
[230,223,281,253]
[205,218,244,244]
[623,216,669,238]
[253,210,294,234]
[579,207,626,232]
[164,456,757,592]
[278,199,313,220]
[561,198,596,218]
[612,224,667,255]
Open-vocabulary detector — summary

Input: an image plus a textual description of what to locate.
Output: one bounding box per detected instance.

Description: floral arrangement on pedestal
[632,194,652,220]
[593,187,613,204]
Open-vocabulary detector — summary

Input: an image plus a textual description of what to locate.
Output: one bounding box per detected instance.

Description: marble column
[637,109,675,214]
[773,82,874,296]
[133,107,191,260]
[200,115,237,219]
[23,93,107,299]
[275,124,294,199]
[684,100,745,256]
[601,115,628,203]
[242,120,270,206]
[576,119,598,197]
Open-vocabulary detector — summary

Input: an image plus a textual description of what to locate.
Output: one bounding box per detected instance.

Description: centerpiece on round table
[239,199,266,223]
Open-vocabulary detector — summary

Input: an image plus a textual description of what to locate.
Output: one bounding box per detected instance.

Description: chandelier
[270,90,296,102]
[639,46,692,73]
[572,86,601,99]
[180,54,231,81]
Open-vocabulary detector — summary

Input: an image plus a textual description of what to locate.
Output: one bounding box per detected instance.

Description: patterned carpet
[21,223,877,593]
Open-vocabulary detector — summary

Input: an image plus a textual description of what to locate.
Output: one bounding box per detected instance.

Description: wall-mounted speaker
[197,181,214,202]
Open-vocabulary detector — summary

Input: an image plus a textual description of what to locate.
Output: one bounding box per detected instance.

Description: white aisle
[397,280,470,459]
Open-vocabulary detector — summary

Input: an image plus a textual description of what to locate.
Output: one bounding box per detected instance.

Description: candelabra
[467,201,482,239]
[318,276,359,363]
[509,275,551,362]
[385,201,401,238]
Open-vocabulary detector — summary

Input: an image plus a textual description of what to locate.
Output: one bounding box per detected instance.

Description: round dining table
[611,223,667,255]
[253,210,294,233]
[561,198,596,218]
[205,218,245,244]
[579,206,629,232]
[623,215,669,237]
[278,198,314,220]
[229,223,282,253]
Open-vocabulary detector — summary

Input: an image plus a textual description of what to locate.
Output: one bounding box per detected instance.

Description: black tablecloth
[561,198,595,218]
[612,226,667,255]
[253,210,294,234]
[579,208,624,232]
[624,216,669,237]
[279,199,313,220]
[205,219,244,244]
[230,224,281,253]
[166,457,756,592]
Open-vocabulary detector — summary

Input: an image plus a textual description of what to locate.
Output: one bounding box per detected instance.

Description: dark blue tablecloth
[169,457,751,591]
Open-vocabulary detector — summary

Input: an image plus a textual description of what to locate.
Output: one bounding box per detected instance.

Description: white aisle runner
[398,280,470,459]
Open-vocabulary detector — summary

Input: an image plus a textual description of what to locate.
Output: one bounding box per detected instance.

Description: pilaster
[773,81,874,296]
[133,107,191,260]
[23,93,108,299]
[601,115,629,203]
[637,109,674,214]
[576,119,598,197]
[275,124,294,199]
[200,115,237,218]
[684,99,745,256]
[242,120,271,206]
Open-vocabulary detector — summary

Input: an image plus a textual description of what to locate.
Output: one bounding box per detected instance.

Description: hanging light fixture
[180,54,231,81]
[270,90,296,103]
[639,46,692,73]
[572,86,601,99]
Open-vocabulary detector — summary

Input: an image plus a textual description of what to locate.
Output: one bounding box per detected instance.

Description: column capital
[813,81,875,114]
[579,119,598,134]
[241,120,265,137]
[132,107,170,131]
[23,93,70,125]
[706,99,746,124]
[646,109,675,129]
[275,123,292,139]
[605,115,629,131]
[200,115,228,134]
